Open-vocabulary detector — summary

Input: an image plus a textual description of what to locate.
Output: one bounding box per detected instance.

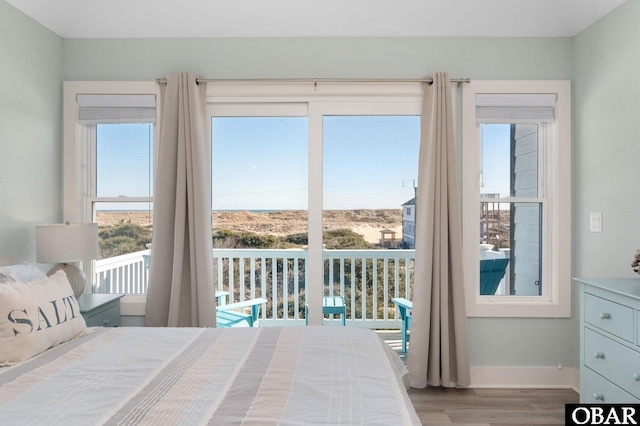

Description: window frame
[461,80,571,318]
[205,81,424,324]
[63,81,160,222]
[63,81,160,294]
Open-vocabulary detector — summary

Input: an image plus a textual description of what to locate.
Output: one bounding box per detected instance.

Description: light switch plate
[590,212,602,232]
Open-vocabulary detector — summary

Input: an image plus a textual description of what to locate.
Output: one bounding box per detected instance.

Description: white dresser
[575,277,640,403]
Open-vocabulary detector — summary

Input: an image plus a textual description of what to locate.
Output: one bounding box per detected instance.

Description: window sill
[120,295,147,316]
[466,295,570,318]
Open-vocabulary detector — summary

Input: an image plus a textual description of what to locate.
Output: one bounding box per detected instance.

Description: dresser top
[574,277,640,301]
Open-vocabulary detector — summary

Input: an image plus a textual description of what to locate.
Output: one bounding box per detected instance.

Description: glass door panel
[322,115,419,324]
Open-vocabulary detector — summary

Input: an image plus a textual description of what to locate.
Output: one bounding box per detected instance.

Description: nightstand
[77,293,124,327]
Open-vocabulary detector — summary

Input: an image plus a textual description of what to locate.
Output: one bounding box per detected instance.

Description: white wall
[0,1,62,264]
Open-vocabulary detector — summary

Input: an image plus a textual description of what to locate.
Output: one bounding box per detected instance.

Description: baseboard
[470,366,579,391]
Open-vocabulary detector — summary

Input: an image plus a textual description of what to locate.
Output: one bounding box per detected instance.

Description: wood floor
[375,331,579,425]
[407,387,578,425]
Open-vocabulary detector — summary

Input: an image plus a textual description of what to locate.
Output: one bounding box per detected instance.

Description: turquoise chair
[144,254,265,327]
[305,296,346,326]
[479,258,509,295]
[216,294,267,328]
[391,297,412,354]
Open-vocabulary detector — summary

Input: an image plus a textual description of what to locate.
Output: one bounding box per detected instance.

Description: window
[206,84,422,325]
[462,81,571,317]
[63,82,159,294]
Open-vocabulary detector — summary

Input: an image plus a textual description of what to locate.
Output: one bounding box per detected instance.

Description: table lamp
[36,222,99,298]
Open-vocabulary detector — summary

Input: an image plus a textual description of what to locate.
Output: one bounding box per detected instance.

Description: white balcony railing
[95,250,150,294]
[94,248,415,328]
[324,249,414,328]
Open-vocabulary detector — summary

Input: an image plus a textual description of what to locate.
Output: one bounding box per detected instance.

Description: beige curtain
[145,72,215,327]
[407,72,470,388]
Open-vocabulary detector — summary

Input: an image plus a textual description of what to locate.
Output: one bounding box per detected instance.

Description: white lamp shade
[36,223,99,263]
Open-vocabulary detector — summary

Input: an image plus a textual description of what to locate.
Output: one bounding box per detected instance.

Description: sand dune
[97,209,403,245]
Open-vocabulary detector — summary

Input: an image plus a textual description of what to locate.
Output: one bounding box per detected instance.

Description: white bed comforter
[0,326,420,425]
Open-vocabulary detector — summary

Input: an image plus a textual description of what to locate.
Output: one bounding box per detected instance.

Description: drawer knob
[594,352,605,359]
[600,312,611,320]
[102,318,110,325]
[634,373,640,382]
[593,393,605,401]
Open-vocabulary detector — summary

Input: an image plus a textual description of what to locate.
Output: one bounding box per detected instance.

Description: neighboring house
[510,123,541,296]
[401,197,416,249]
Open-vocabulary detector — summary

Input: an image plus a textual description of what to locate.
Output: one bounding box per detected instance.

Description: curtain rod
[155,77,471,86]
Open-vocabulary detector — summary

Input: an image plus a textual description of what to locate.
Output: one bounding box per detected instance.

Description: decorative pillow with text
[0,270,88,366]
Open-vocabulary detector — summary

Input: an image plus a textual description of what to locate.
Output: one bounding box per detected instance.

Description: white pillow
[0,264,47,284]
[0,270,88,366]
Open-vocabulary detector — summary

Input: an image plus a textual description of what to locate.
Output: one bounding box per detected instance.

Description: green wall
[573,0,640,278]
[62,37,572,82]
[0,0,62,263]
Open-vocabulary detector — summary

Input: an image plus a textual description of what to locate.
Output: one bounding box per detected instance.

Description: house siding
[511,124,541,296]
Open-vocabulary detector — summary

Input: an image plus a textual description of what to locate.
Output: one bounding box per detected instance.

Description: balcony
[94,248,415,328]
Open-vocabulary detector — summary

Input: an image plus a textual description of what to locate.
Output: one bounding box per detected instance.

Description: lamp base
[47,263,86,298]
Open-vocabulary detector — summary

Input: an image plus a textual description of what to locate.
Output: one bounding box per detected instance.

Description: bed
[0,266,420,425]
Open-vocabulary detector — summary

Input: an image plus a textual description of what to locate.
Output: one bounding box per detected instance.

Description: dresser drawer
[581,368,638,403]
[584,293,634,342]
[584,328,640,398]
[78,294,123,327]
[83,303,120,327]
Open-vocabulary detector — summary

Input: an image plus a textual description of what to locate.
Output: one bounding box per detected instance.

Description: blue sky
[96,123,153,198]
[96,120,511,211]
[212,116,420,210]
[480,124,511,198]
[212,117,308,210]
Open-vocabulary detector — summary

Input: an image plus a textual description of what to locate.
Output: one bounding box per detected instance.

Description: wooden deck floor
[376,329,405,352]
[375,330,579,425]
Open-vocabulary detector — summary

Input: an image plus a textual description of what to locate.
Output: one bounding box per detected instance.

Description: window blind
[476,93,556,124]
[77,94,156,124]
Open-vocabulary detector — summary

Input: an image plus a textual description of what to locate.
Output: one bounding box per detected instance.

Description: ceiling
[6,0,627,39]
